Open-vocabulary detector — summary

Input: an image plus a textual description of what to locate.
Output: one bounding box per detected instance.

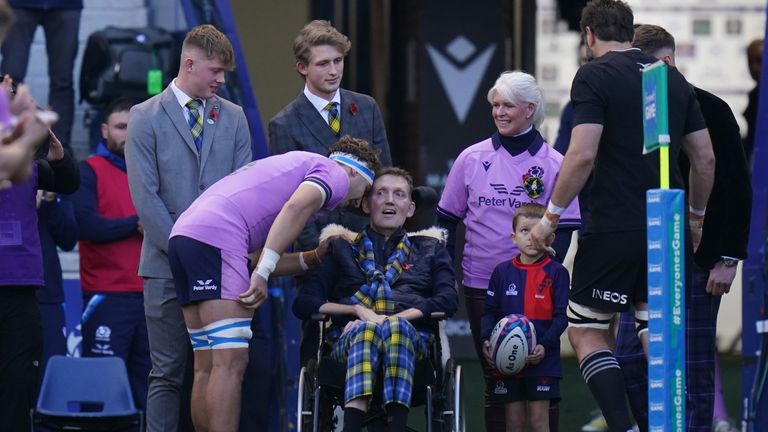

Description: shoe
[713,418,739,432]
[582,410,608,432]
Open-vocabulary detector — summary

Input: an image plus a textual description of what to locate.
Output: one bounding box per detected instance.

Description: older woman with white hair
[436,70,581,432]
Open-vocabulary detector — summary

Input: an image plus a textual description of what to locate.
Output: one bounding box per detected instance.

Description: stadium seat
[32,355,143,431]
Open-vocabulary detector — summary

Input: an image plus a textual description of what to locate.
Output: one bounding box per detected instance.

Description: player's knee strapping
[566,301,614,329]
[188,328,211,351]
[634,309,649,337]
[204,318,252,349]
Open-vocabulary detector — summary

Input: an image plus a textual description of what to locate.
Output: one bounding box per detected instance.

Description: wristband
[304,249,322,267]
[689,206,706,217]
[547,201,566,216]
[689,209,704,230]
[539,209,560,229]
[256,248,280,280]
[298,252,309,271]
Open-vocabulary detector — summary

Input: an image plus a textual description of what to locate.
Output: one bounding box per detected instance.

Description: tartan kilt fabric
[331,316,433,406]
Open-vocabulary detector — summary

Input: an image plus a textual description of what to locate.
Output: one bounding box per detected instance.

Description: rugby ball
[489,314,537,375]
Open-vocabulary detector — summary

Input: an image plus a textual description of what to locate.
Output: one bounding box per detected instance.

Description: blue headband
[329,152,375,185]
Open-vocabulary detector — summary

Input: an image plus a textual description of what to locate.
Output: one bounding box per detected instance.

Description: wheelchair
[296,313,465,432]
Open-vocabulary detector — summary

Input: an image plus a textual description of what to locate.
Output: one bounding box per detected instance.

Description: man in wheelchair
[293,167,459,432]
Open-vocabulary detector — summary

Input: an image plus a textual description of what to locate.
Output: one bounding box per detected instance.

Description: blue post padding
[647,189,686,432]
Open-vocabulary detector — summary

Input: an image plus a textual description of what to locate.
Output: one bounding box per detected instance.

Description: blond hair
[182,24,235,70]
[293,20,351,65]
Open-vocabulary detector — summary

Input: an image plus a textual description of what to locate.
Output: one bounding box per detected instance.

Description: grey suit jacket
[268,88,391,165]
[126,85,253,279]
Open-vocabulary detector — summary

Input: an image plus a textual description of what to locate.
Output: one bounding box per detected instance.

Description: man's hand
[342,319,362,336]
[706,261,737,296]
[526,344,545,365]
[45,130,64,161]
[353,304,386,324]
[530,217,557,256]
[2,77,37,116]
[238,271,268,309]
[315,235,341,260]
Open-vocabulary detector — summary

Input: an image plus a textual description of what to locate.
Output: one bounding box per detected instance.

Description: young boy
[480,203,570,432]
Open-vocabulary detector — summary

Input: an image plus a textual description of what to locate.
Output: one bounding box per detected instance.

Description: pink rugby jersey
[437,134,581,290]
[171,151,349,254]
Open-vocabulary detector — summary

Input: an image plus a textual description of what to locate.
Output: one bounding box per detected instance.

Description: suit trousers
[1,7,80,148]
[143,277,190,432]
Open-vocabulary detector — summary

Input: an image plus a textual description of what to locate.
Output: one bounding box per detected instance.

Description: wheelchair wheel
[440,358,466,431]
[297,359,317,432]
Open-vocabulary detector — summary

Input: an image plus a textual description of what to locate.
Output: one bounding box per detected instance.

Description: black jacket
[292,225,458,333]
[679,87,752,269]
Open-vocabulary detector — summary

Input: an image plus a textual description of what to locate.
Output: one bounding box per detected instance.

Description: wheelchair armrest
[429,312,446,320]
[311,313,330,322]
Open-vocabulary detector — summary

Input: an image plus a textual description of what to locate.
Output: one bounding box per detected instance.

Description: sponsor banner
[646,189,685,432]
[419,0,505,193]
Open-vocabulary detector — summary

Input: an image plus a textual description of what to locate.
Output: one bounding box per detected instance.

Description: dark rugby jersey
[571,49,706,233]
[481,255,569,378]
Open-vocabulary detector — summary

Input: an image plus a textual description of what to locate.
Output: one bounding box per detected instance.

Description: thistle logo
[426,35,496,123]
[95,325,111,341]
[506,283,518,296]
[193,279,218,291]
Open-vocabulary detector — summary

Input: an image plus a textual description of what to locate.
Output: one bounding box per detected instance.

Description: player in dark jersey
[529,1,715,431]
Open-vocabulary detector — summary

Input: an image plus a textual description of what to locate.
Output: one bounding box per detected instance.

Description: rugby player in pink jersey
[167,135,380,432]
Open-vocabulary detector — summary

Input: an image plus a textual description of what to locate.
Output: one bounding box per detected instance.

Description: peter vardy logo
[491,183,508,194]
[92,343,114,355]
[506,283,518,296]
[490,183,525,197]
[193,279,218,291]
[426,36,496,123]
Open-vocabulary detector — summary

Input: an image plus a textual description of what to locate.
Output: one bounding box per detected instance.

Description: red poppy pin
[207,105,219,124]
[349,103,359,116]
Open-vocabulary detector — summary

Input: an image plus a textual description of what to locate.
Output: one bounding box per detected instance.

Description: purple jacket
[0,155,80,287]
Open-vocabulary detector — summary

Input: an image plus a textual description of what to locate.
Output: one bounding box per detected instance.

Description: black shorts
[168,236,223,306]
[570,231,647,312]
[488,376,561,403]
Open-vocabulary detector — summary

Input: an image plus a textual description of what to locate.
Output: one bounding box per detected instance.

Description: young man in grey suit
[269,19,392,251]
[125,24,252,432]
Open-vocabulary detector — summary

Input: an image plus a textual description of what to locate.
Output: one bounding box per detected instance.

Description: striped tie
[186,98,204,151]
[325,102,340,135]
